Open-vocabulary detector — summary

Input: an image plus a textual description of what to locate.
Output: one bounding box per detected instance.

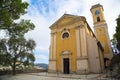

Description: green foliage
[0,54,10,66]
[110,54,120,68]
[9,20,35,37]
[0,20,36,75]
[0,36,36,65]
[0,0,28,28]
[109,54,120,78]
[111,36,117,46]
[114,15,120,51]
[117,64,120,74]
[110,15,120,78]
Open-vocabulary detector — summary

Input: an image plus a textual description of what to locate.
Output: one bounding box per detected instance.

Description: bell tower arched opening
[97,16,100,22]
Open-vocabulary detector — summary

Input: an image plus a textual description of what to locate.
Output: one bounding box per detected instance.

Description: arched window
[97,17,100,22]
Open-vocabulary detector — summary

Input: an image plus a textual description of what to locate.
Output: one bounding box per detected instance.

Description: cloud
[0,30,6,39]
[34,54,48,63]
[53,0,84,15]
[22,0,30,3]
[35,53,48,64]
[102,0,120,39]
[21,4,50,49]
[35,54,48,60]
[20,0,120,63]
[35,46,49,53]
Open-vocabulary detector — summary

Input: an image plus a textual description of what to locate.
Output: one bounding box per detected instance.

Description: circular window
[62,32,69,39]
[95,10,100,15]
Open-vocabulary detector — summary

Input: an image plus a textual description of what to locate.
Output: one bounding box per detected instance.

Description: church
[48,4,113,74]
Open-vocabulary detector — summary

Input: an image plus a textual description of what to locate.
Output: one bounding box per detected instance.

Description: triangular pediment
[50,14,86,29]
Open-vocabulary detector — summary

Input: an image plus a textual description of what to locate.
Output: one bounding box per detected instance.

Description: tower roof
[90,4,103,10]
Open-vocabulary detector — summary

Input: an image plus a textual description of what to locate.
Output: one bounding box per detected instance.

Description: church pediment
[50,14,86,29]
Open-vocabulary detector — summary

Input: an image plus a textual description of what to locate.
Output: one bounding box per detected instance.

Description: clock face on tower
[95,10,100,15]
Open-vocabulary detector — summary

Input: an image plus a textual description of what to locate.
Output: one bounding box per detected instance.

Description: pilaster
[75,26,81,58]
[80,25,87,57]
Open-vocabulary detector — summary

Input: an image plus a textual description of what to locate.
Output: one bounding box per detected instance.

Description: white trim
[80,27,87,56]
[51,21,84,34]
[53,34,56,60]
[61,51,71,73]
[50,34,53,60]
[75,29,81,58]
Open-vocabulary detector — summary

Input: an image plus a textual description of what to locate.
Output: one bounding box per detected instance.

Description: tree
[111,35,118,53]
[109,15,120,78]
[109,53,120,78]
[0,53,10,66]
[0,0,28,28]
[0,0,36,75]
[0,20,36,75]
[114,15,120,51]
[109,54,120,68]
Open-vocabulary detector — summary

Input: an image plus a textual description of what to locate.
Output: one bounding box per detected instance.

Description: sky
[21,0,120,64]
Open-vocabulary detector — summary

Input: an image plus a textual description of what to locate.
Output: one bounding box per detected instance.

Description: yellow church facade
[49,13,104,74]
[48,4,113,74]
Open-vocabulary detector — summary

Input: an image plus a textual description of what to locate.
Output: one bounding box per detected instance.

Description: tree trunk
[12,58,16,75]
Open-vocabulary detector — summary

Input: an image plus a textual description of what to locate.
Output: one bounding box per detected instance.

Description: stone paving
[0,72,111,80]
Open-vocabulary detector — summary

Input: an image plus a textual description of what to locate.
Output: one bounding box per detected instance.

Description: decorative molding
[49,59,56,61]
[51,32,57,35]
[74,24,84,29]
[50,21,85,34]
[74,26,80,29]
[77,57,88,60]
[61,51,72,56]
[80,24,84,28]
[61,28,70,32]
[50,17,86,29]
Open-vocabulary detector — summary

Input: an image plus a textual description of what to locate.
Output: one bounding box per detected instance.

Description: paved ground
[0,72,110,80]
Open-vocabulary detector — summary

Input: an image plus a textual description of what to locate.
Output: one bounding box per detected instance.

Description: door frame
[61,51,71,73]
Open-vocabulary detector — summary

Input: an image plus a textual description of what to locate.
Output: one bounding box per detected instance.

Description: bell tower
[90,4,113,59]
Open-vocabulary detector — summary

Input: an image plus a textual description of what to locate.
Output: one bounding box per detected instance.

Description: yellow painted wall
[95,28,109,54]
[56,27,77,72]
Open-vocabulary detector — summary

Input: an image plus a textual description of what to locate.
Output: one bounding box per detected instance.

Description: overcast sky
[21,0,120,64]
